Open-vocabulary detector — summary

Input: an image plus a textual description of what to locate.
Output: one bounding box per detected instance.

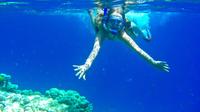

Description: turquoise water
[0,0,200,112]
[1,0,200,12]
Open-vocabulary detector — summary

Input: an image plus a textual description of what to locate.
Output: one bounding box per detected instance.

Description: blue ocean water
[0,0,200,112]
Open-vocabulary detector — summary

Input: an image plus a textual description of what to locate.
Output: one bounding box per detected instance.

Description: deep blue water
[0,1,200,112]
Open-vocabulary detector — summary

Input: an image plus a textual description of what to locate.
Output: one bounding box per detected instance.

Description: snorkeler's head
[110,7,123,15]
[105,11,125,34]
[102,7,125,34]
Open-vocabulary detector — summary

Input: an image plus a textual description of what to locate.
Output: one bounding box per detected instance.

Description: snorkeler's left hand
[154,61,170,72]
[73,64,88,80]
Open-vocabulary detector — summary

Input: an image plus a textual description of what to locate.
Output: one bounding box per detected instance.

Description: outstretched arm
[73,32,103,80]
[120,31,169,72]
[85,32,103,69]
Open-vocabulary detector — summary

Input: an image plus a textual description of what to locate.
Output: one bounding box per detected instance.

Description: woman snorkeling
[73,1,169,80]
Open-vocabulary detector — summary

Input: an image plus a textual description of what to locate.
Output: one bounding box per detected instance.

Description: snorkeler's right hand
[73,64,89,80]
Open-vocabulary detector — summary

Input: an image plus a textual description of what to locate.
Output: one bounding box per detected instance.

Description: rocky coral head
[0,73,11,82]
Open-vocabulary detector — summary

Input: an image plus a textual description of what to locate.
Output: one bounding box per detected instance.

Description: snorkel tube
[102,8,109,32]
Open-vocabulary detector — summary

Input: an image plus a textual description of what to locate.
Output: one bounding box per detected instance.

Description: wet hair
[108,7,125,19]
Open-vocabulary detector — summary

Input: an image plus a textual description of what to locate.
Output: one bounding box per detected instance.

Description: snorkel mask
[103,8,125,35]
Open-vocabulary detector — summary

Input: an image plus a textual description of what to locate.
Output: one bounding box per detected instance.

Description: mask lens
[107,16,123,31]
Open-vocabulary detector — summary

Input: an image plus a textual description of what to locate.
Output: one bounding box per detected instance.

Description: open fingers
[75,70,82,76]
[163,64,169,68]
[83,75,86,80]
[79,71,85,79]
[156,61,170,72]
[74,67,81,71]
[163,64,170,72]
[164,68,169,72]
[73,65,80,67]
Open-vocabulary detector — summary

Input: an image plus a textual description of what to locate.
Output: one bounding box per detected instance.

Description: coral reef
[0,73,93,112]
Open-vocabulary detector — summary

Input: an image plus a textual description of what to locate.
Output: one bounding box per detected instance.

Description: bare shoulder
[93,9,104,29]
